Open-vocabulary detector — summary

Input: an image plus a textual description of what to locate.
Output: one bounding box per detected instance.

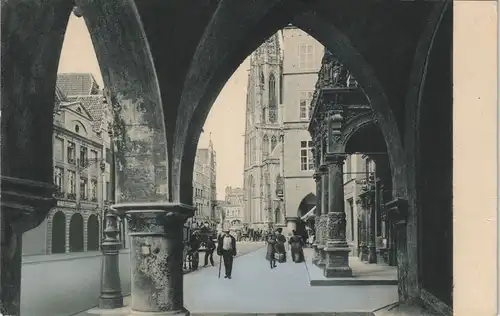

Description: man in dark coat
[204,236,216,267]
[217,229,237,279]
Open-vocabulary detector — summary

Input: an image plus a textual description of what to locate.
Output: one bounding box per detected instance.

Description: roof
[56,73,100,96]
[67,95,108,132]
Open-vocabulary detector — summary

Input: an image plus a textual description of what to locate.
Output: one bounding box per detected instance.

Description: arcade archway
[51,211,66,254]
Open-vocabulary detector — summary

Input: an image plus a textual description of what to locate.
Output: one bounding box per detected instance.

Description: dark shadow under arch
[69,213,84,252]
[51,211,66,254]
[86,214,100,251]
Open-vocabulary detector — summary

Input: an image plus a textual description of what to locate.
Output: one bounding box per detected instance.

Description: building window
[68,171,76,199]
[91,180,98,202]
[271,135,277,152]
[299,44,314,70]
[80,177,88,200]
[67,142,76,164]
[263,135,269,158]
[262,107,266,123]
[300,141,314,171]
[251,137,256,163]
[299,91,314,120]
[91,150,98,162]
[346,155,352,181]
[54,137,64,161]
[75,125,80,133]
[54,167,64,196]
[106,181,111,201]
[80,146,88,167]
[268,73,277,123]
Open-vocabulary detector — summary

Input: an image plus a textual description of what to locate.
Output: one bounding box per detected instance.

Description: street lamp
[98,102,123,309]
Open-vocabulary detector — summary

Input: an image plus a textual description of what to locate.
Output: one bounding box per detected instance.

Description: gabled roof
[59,101,94,122]
[56,73,101,96]
[67,95,108,132]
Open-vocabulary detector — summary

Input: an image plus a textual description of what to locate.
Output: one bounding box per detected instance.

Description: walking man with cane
[217,228,237,279]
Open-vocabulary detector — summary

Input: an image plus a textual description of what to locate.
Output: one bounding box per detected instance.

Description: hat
[222,228,230,233]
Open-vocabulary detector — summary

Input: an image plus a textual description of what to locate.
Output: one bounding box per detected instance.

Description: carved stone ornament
[275,174,284,197]
[1,176,56,233]
[326,212,347,240]
[324,153,346,167]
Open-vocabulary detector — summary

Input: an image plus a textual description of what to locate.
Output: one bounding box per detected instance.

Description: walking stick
[218,253,222,278]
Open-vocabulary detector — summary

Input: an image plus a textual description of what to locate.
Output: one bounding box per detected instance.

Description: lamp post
[98,115,123,309]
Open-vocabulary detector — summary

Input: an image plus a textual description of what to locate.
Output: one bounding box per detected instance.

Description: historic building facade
[191,139,217,226]
[243,27,323,234]
[22,73,118,255]
[224,186,244,205]
[242,32,283,230]
[3,2,457,315]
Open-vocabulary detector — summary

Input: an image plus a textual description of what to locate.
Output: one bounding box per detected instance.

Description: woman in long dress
[265,234,277,269]
[274,228,287,263]
[289,230,305,263]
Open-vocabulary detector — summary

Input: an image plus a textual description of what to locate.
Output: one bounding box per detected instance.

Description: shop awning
[301,206,316,221]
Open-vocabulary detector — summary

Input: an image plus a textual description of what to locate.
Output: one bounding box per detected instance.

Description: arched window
[271,135,277,152]
[51,211,66,253]
[251,137,256,163]
[268,73,277,123]
[69,213,84,252]
[259,69,265,86]
[87,214,100,251]
[263,135,269,159]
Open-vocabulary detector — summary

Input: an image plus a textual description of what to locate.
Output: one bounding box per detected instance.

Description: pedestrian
[204,235,216,267]
[289,230,305,263]
[217,228,237,279]
[266,234,277,269]
[274,228,287,263]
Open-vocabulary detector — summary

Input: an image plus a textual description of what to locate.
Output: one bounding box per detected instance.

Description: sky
[58,14,248,200]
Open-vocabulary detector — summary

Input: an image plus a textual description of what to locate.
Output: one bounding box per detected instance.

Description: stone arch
[409,2,452,306]
[297,193,316,218]
[262,134,269,158]
[176,7,407,204]
[339,111,378,151]
[1,1,168,237]
[69,213,84,252]
[268,72,277,123]
[51,211,66,254]
[291,13,406,199]
[86,214,100,251]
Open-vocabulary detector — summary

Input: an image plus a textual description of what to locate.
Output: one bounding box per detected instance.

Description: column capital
[313,171,322,182]
[385,198,408,225]
[112,202,195,235]
[0,176,56,233]
[324,153,347,166]
[318,164,329,173]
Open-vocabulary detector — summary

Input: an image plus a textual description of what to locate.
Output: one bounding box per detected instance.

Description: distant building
[224,186,244,205]
[242,27,323,234]
[215,200,244,232]
[22,73,121,255]
[191,138,217,227]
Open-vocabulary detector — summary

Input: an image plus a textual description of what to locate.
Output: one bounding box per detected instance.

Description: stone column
[385,198,408,300]
[367,191,377,264]
[317,163,329,267]
[312,171,322,265]
[0,176,56,315]
[323,153,352,277]
[322,112,352,278]
[113,202,194,315]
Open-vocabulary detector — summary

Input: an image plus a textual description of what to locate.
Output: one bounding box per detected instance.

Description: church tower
[243,32,284,230]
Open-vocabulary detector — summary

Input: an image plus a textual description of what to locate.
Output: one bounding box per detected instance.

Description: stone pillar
[318,164,329,267]
[322,111,352,278]
[323,153,352,277]
[385,198,408,300]
[311,171,322,265]
[0,176,56,315]
[366,191,377,264]
[113,202,194,315]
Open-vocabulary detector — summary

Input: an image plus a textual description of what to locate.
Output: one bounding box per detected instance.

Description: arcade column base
[323,242,353,278]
